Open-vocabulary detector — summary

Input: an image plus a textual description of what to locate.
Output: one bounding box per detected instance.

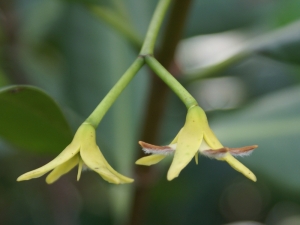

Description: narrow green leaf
[257,20,300,65]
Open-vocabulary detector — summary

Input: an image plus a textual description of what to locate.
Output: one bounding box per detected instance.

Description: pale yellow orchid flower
[136,106,257,182]
[17,123,133,184]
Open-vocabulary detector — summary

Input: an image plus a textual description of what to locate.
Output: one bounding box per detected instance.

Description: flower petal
[228,145,258,157]
[167,106,204,181]
[45,154,79,184]
[203,126,223,149]
[170,128,183,144]
[139,141,175,155]
[80,141,133,184]
[103,159,134,183]
[223,153,257,182]
[201,147,228,158]
[17,141,80,181]
[136,155,167,166]
[77,157,84,181]
[194,152,199,165]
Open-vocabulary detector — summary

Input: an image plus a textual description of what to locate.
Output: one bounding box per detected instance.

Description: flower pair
[136,106,257,182]
[18,106,257,184]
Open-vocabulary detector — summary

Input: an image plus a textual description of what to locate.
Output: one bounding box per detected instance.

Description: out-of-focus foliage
[1,0,300,224]
[213,86,300,190]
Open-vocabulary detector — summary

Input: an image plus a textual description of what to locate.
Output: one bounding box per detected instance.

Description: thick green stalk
[85,57,144,127]
[139,0,172,55]
[145,56,197,109]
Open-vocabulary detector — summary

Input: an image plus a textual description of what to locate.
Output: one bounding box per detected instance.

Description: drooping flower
[136,105,257,182]
[17,123,134,184]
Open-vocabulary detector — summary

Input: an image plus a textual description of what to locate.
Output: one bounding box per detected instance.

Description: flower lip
[139,141,175,155]
[139,140,258,159]
[201,147,228,158]
[228,145,258,156]
[201,145,258,158]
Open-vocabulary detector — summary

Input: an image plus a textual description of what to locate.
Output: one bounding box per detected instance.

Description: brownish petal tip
[138,141,145,146]
[138,141,167,150]
[138,141,174,154]
[228,145,258,156]
[203,147,228,156]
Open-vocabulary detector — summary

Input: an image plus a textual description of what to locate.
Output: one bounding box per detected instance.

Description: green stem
[87,5,143,49]
[145,56,197,109]
[139,0,172,55]
[85,57,144,127]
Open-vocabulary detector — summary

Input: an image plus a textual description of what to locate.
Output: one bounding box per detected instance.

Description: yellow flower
[136,106,257,182]
[17,123,134,184]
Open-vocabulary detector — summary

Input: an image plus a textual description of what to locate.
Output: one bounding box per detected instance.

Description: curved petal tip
[224,153,257,182]
[136,155,166,166]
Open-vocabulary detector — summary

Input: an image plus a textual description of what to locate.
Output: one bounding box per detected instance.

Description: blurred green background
[1,0,300,224]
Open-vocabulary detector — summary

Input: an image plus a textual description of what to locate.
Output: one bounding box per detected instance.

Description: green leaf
[257,20,300,65]
[185,0,268,36]
[269,0,300,27]
[0,85,73,154]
